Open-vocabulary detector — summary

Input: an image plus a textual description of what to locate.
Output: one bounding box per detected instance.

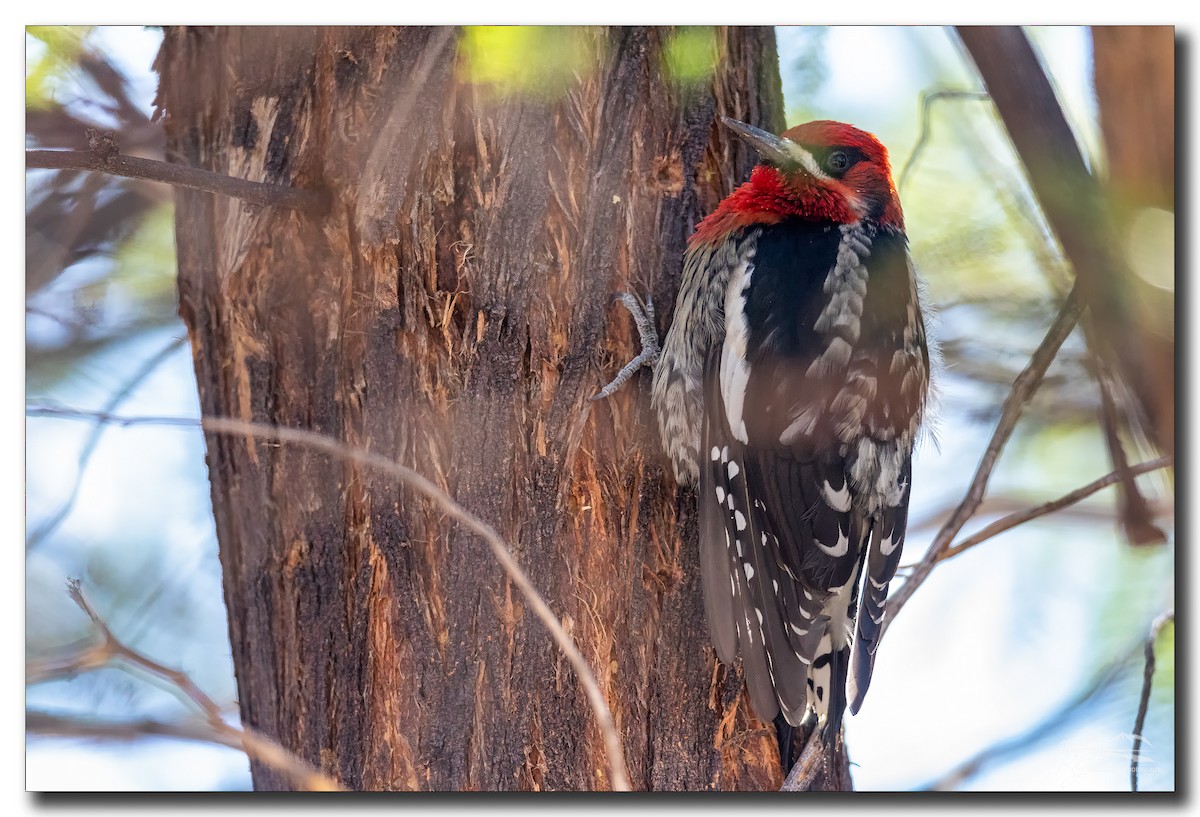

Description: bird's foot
[591,292,660,401]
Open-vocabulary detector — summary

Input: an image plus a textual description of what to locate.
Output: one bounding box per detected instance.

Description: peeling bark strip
[157,26,791,791]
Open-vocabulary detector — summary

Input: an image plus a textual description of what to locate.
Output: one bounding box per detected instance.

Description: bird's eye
[826,151,851,173]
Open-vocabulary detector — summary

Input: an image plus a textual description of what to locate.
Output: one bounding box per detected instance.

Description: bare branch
[27,581,343,791]
[25,404,632,791]
[29,710,236,745]
[907,490,1166,539]
[1131,610,1173,792]
[897,88,991,193]
[885,285,1084,626]
[64,579,227,723]
[26,130,326,214]
[27,711,340,792]
[937,455,1173,563]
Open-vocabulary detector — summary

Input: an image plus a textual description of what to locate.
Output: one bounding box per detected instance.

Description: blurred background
[24,25,1174,791]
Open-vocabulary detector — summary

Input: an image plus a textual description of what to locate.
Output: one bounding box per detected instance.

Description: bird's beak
[720,117,793,167]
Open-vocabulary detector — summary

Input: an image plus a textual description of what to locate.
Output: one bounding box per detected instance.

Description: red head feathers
[691,118,904,246]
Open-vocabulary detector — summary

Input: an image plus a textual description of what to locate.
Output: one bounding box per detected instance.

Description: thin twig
[26,336,188,551]
[1131,610,1174,792]
[27,581,342,791]
[897,88,991,192]
[884,285,1084,628]
[65,579,225,722]
[937,456,1173,563]
[26,131,326,214]
[907,490,1163,539]
[25,405,632,791]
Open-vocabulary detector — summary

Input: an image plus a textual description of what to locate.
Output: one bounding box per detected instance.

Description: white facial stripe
[783,139,867,216]
[782,140,829,181]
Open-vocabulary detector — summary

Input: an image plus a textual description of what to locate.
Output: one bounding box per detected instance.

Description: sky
[21,24,1175,794]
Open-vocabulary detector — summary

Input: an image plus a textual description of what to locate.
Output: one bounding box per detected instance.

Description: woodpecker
[600,117,931,766]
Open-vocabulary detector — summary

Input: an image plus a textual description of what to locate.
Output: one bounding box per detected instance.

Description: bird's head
[691,118,903,245]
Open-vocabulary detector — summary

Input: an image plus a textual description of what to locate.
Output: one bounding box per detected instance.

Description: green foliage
[109,203,178,305]
[664,27,717,86]
[461,26,598,98]
[26,26,93,110]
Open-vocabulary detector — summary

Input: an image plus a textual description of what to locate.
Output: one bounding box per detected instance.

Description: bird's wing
[701,347,829,725]
[847,459,910,714]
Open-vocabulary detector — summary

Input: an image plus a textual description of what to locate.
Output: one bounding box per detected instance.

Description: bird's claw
[592,291,662,401]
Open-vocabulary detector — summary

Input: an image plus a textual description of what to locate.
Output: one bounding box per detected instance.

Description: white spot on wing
[734,510,746,531]
[822,480,851,512]
[879,533,897,556]
[816,525,850,557]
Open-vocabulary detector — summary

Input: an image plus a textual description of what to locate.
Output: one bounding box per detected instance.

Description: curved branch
[25,405,632,792]
[897,88,990,192]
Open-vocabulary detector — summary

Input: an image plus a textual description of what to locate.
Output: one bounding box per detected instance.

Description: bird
[598,117,932,770]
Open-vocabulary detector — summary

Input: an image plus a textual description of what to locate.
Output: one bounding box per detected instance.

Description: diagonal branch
[885,285,1084,627]
[26,130,327,214]
[27,581,342,792]
[937,455,1172,563]
[25,404,632,792]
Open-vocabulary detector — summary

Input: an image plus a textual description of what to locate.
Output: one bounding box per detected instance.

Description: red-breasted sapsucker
[603,117,931,762]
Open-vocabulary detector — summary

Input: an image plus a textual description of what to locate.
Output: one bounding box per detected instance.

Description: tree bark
[1091,26,1174,456]
[156,25,804,791]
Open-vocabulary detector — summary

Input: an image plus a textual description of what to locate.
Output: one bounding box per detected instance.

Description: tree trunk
[156,25,806,791]
[1091,26,1174,456]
